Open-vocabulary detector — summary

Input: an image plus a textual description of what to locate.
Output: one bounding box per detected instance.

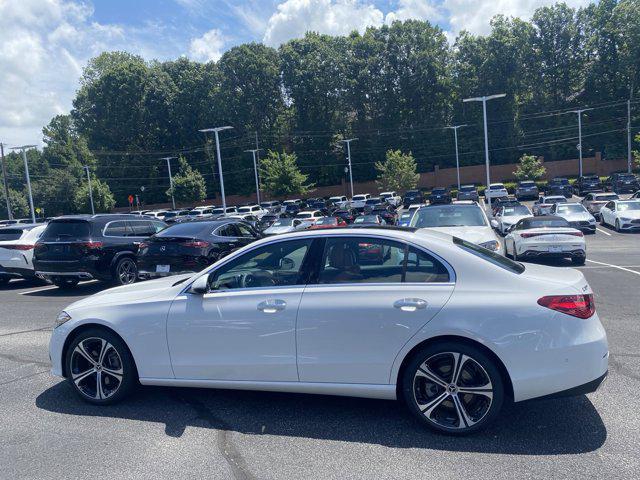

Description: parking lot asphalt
[1,205,640,479]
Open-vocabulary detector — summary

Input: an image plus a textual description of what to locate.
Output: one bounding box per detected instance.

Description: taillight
[521,232,543,238]
[537,294,595,319]
[80,241,103,249]
[182,241,210,248]
[2,244,34,250]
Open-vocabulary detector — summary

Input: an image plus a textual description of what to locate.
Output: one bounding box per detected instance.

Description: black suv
[574,175,602,196]
[403,190,423,208]
[604,173,640,194]
[428,187,452,205]
[515,180,539,200]
[545,177,572,198]
[33,215,166,288]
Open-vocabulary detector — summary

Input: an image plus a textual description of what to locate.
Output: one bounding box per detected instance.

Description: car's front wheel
[65,328,136,404]
[615,219,622,233]
[401,342,504,435]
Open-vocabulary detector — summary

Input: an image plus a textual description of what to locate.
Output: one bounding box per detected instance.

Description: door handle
[393,298,428,312]
[257,299,287,313]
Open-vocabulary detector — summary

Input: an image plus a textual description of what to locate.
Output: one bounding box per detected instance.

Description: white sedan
[484,183,509,202]
[49,228,607,434]
[0,224,46,285]
[504,215,586,265]
[262,218,307,235]
[494,205,533,235]
[599,199,640,232]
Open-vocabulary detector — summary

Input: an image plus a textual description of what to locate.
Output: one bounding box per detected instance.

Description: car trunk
[34,220,93,262]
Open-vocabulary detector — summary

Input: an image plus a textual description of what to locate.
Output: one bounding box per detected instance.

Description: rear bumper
[519,249,585,259]
[36,271,94,280]
[1,265,37,278]
[531,371,607,401]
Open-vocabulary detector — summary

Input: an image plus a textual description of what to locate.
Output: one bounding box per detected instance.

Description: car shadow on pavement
[36,381,606,455]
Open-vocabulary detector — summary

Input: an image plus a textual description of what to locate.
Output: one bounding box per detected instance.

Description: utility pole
[445,125,467,190]
[0,143,12,219]
[244,149,263,205]
[339,138,358,199]
[10,145,37,223]
[569,108,593,177]
[628,100,633,174]
[199,127,233,213]
[463,94,505,210]
[83,166,95,215]
[161,156,177,209]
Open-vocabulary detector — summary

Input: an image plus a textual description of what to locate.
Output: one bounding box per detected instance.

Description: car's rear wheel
[401,342,504,435]
[65,328,136,405]
[53,277,79,289]
[572,256,586,266]
[0,277,9,286]
[114,257,137,286]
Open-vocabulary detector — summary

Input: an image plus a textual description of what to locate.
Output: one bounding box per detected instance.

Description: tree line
[2,0,640,216]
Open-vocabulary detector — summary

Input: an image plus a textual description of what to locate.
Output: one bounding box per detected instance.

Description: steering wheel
[239,271,276,288]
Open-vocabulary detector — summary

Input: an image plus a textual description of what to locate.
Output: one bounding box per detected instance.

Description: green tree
[260,150,313,197]
[73,176,116,213]
[375,150,420,191]
[169,157,206,203]
[0,188,30,219]
[513,154,547,180]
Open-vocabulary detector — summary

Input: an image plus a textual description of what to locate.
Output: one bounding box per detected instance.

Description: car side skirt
[139,378,397,400]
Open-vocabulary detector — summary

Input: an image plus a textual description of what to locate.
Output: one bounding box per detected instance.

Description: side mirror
[490,219,499,229]
[188,274,209,294]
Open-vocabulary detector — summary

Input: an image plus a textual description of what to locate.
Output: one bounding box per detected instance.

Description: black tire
[572,256,586,266]
[0,277,9,286]
[65,327,137,405]
[615,219,621,233]
[53,277,79,289]
[113,256,137,286]
[401,341,505,435]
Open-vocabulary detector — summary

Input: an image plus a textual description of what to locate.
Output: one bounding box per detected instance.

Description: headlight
[55,311,71,328]
[619,217,631,222]
[479,240,500,251]
[589,218,596,223]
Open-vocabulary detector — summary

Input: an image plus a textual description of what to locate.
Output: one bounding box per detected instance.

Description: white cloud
[188,28,225,62]
[385,0,443,24]
[263,0,384,46]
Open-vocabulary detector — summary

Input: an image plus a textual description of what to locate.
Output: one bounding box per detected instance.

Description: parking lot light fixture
[445,125,467,190]
[462,94,505,210]
[199,127,233,213]
[338,138,358,199]
[568,108,593,177]
[161,157,178,210]
[244,149,263,205]
[10,145,37,223]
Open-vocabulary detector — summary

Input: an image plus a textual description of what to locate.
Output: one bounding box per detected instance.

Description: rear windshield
[316,217,337,225]
[459,186,475,191]
[454,237,524,274]
[0,228,26,241]
[412,206,487,228]
[519,181,535,186]
[41,220,91,241]
[354,215,378,223]
[594,194,618,201]
[503,206,530,216]
[156,222,213,237]
[555,204,586,214]
[522,218,570,228]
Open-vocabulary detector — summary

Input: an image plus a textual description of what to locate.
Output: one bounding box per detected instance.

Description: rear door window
[104,221,131,237]
[128,220,156,237]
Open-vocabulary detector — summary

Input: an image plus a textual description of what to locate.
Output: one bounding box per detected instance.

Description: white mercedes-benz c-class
[49,227,608,434]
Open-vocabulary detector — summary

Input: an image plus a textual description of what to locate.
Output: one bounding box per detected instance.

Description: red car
[308,216,347,229]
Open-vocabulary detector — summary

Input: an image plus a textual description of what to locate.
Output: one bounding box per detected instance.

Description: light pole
[445,124,467,190]
[83,165,95,215]
[0,143,12,219]
[569,108,593,177]
[10,145,37,223]
[627,100,633,174]
[161,156,177,209]
[199,127,233,213]
[339,138,358,198]
[244,149,262,205]
[462,94,506,209]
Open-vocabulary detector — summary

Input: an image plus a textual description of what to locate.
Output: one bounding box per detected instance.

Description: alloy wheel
[117,259,137,285]
[70,337,123,400]
[413,352,493,430]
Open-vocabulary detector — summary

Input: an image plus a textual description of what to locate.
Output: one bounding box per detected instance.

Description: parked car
[515,181,539,201]
[260,201,282,213]
[428,187,452,205]
[295,210,324,228]
[491,198,521,217]
[263,218,307,235]
[0,220,18,226]
[411,203,501,253]
[532,195,567,216]
[237,204,268,217]
[631,190,640,200]
[353,214,383,225]
[604,173,640,194]
[257,214,280,231]
[33,215,166,288]
[308,216,347,229]
[370,205,397,225]
[545,177,573,198]
[456,185,479,202]
[137,220,260,279]
[574,175,602,196]
[494,205,533,236]
[402,190,423,208]
[581,192,619,220]
[379,191,402,207]
[363,197,385,213]
[550,203,597,234]
[599,199,640,232]
[328,196,349,209]
[163,210,192,224]
[351,194,371,211]
[0,224,46,285]
[228,213,260,229]
[50,227,607,435]
[333,208,357,224]
[484,183,509,203]
[397,211,414,227]
[211,206,238,217]
[504,215,586,265]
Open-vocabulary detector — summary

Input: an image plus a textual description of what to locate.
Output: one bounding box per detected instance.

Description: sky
[0,0,593,148]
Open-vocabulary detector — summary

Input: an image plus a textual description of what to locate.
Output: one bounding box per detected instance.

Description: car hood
[425,226,496,245]
[618,210,640,219]
[66,274,192,311]
[561,212,594,221]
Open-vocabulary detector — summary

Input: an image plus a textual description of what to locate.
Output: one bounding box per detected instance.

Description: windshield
[594,194,618,201]
[296,213,313,219]
[41,220,91,241]
[551,178,569,184]
[411,206,487,228]
[519,181,535,186]
[503,206,531,216]
[489,185,505,190]
[271,219,294,227]
[365,199,380,205]
[454,237,524,274]
[316,217,337,225]
[354,215,378,223]
[156,222,214,237]
[556,204,587,214]
[431,189,446,194]
[618,202,640,211]
[352,195,367,201]
[544,197,566,204]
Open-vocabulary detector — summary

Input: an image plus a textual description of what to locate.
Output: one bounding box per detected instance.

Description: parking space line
[586,259,640,277]
[596,228,612,236]
[18,285,60,295]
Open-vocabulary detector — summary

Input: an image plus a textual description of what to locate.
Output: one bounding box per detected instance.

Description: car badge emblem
[160,246,166,252]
